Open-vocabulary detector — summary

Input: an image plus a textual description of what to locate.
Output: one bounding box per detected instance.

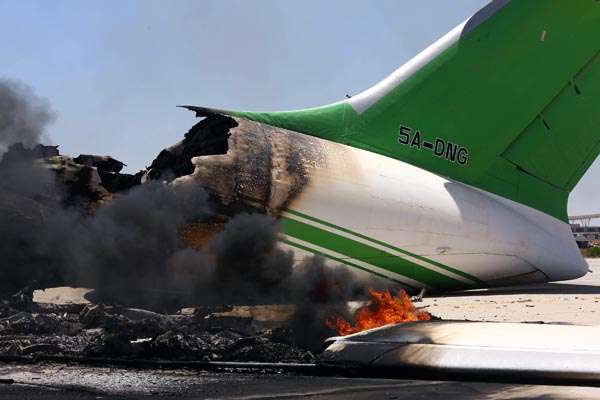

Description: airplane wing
[321,320,600,384]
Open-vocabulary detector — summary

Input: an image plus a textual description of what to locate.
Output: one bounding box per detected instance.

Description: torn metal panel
[172,115,349,217]
[146,115,236,180]
[73,155,126,173]
[47,155,112,204]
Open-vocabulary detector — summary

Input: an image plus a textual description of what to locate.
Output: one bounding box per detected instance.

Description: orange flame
[326,289,431,336]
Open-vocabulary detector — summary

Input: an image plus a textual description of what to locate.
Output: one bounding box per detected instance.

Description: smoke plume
[0,79,60,295]
[210,213,294,301]
[38,182,211,299]
[0,79,396,349]
[0,79,54,154]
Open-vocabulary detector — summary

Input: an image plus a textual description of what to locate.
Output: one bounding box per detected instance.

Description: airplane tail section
[184,0,600,221]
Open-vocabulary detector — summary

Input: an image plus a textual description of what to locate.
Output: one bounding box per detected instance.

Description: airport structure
[570,214,600,247]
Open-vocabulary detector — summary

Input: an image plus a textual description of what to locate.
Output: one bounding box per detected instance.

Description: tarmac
[2,364,600,399]
[421,258,600,325]
[2,259,600,399]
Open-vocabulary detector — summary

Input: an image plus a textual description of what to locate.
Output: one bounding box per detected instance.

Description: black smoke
[0,79,61,295]
[0,79,396,349]
[210,213,294,301]
[0,79,54,153]
[37,182,211,304]
[203,214,395,349]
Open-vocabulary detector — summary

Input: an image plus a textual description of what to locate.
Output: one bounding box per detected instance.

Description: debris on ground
[0,113,419,364]
[0,290,316,363]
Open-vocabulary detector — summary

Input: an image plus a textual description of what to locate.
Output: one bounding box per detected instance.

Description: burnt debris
[146,115,235,180]
[73,154,126,173]
[0,78,400,363]
[0,143,133,207]
[74,154,141,193]
[173,116,328,217]
[0,299,315,363]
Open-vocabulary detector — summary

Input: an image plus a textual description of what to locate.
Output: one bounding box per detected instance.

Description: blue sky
[0,0,597,214]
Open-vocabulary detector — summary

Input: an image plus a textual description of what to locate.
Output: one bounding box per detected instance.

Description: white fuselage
[285,140,587,289]
[184,117,587,291]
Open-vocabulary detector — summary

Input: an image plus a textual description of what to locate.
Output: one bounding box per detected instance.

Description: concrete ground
[33,287,91,305]
[423,258,600,325]
[4,258,600,399]
[0,363,599,399]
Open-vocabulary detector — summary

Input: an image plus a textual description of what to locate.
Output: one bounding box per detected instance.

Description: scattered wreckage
[0,120,357,364]
[0,292,315,364]
[4,118,600,387]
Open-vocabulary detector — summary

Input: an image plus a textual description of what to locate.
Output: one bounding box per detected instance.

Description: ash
[0,298,314,363]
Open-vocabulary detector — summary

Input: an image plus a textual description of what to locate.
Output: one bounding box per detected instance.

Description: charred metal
[0,294,315,363]
[0,113,393,364]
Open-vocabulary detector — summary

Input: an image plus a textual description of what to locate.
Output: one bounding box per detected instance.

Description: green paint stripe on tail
[281,239,417,290]
[285,208,486,286]
[281,217,471,290]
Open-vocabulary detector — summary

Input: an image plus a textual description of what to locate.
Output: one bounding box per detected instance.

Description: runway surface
[2,259,600,399]
[422,258,600,325]
[1,363,600,399]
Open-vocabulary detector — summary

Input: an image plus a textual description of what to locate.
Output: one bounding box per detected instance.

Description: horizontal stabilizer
[322,321,600,384]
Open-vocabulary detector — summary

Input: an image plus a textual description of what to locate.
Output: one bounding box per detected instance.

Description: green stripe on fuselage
[281,238,418,290]
[281,216,473,291]
[284,208,486,286]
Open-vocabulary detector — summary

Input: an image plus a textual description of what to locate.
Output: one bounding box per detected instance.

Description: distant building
[569,214,600,248]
